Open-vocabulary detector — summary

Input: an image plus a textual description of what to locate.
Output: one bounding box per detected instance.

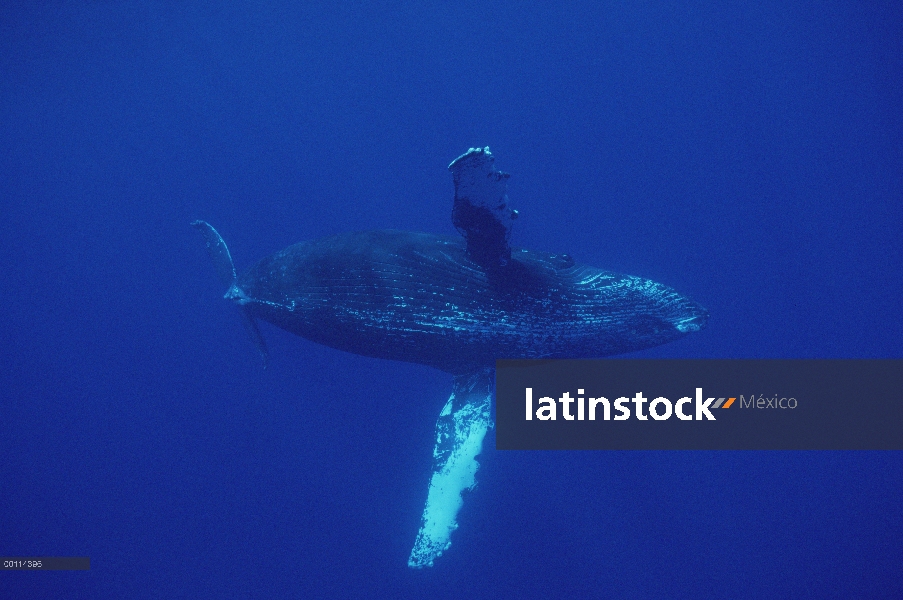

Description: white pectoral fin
[408,368,493,569]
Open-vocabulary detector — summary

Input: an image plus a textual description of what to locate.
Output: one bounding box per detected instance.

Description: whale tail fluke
[408,368,493,568]
[192,220,270,369]
[448,147,517,272]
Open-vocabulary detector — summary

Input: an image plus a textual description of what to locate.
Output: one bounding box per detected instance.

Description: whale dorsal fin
[448,147,517,271]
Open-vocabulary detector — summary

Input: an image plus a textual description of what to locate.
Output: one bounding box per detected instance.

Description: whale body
[229,229,706,375]
[193,147,707,568]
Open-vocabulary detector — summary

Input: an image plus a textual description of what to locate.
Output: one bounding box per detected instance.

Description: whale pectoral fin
[408,368,493,568]
[239,307,270,370]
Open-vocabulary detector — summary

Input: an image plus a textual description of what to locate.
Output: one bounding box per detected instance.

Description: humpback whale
[193,147,707,568]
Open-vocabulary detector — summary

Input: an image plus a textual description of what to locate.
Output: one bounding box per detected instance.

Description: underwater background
[2,1,901,598]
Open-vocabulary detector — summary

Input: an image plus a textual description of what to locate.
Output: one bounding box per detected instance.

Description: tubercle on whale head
[647,281,709,335]
[671,294,709,332]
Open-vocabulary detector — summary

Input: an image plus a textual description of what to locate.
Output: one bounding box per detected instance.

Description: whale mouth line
[673,313,707,333]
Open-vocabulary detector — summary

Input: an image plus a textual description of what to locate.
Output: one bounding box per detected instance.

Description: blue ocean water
[2,1,901,597]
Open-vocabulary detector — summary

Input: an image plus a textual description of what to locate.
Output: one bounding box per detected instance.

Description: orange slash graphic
[722,397,735,409]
